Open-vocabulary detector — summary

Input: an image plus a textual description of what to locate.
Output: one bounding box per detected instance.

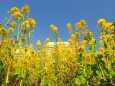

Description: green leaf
[96,70,102,77]
[110,71,115,78]
[12,73,19,80]
[75,76,86,85]
[75,77,81,85]
[105,51,110,60]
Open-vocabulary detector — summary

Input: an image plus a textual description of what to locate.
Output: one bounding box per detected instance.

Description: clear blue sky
[0,0,115,47]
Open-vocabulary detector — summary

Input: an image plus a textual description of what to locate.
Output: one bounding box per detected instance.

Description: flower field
[0,5,115,86]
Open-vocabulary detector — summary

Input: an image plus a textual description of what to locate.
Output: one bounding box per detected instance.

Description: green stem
[97,56,105,78]
[5,15,12,26]
[28,31,30,47]
[17,21,21,43]
[5,66,10,85]
[99,64,104,78]
[20,66,24,86]
[20,80,22,86]
[83,62,86,76]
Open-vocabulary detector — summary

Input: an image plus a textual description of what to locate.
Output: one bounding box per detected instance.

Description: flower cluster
[0,5,115,86]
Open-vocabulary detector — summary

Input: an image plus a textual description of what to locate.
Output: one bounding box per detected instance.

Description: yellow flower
[1,29,7,37]
[71,34,75,40]
[67,23,72,33]
[99,47,105,54]
[67,23,72,29]
[45,38,50,43]
[81,40,87,44]
[101,57,107,63]
[97,18,106,26]
[89,38,95,44]
[36,40,41,48]
[0,24,2,29]
[26,23,30,28]
[103,22,112,31]
[10,22,17,28]
[8,38,13,45]
[52,26,58,34]
[75,20,86,30]
[75,22,82,29]
[79,20,86,26]
[28,18,36,28]
[75,32,80,38]
[2,39,8,45]
[29,44,34,52]
[12,12,23,20]
[50,24,55,30]
[68,39,73,44]
[20,38,26,43]
[44,43,50,48]
[109,25,114,31]
[84,53,92,64]
[21,28,27,33]
[99,40,103,45]
[21,18,36,29]
[8,28,14,33]
[21,4,30,13]
[75,32,80,43]
[22,20,28,25]
[100,35,112,41]
[0,26,3,33]
[60,57,67,63]
[8,7,20,15]
[106,35,112,40]
[80,45,85,50]
[21,20,30,28]
[78,45,85,51]
[85,31,93,36]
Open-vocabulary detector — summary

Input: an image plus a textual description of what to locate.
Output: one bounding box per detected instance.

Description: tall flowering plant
[0,5,115,86]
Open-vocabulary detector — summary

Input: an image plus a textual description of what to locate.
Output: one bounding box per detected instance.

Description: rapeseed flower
[8,28,14,33]
[36,40,41,48]
[0,5,115,86]
[8,7,20,15]
[45,38,50,43]
[67,23,72,34]
[21,4,30,13]
[12,12,23,20]
[75,20,86,30]
[75,22,82,30]
[10,22,17,28]
[53,26,58,33]
[97,18,106,26]
[103,22,112,31]
[79,20,86,26]
[84,53,92,64]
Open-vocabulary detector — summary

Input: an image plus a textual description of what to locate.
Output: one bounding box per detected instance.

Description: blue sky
[0,0,115,47]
